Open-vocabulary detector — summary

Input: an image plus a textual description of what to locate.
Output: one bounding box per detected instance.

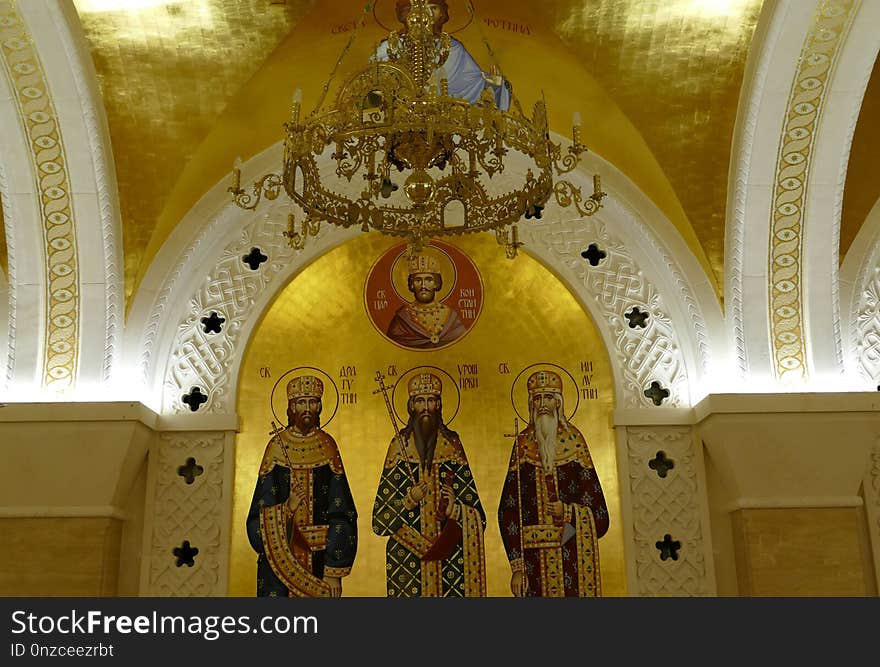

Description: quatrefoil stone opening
[242,247,268,270]
[644,381,670,406]
[177,457,204,485]
[648,451,675,478]
[580,243,607,266]
[182,387,208,412]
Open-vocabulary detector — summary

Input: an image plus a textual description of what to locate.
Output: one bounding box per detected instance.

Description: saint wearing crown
[498,369,609,597]
[372,371,486,596]
[247,375,358,597]
[386,253,467,349]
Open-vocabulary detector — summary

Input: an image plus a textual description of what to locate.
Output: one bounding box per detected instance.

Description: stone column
[616,421,716,596]
[140,417,237,597]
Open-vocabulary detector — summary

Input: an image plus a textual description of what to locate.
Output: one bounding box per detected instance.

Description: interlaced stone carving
[163,208,313,413]
[866,439,880,585]
[626,427,712,596]
[146,432,227,596]
[854,266,880,386]
[521,216,688,408]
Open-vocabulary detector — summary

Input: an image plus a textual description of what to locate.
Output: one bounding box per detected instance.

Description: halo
[372,0,475,35]
[270,367,340,429]
[390,243,457,303]
[391,366,461,426]
[509,363,580,424]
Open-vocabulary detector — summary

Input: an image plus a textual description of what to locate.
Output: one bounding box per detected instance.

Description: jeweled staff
[504,416,528,596]
[373,370,416,486]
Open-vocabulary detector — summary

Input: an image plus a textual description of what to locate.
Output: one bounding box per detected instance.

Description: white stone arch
[0,0,123,397]
[726,0,879,388]
[842,196,880,387]
[128,140,722,417]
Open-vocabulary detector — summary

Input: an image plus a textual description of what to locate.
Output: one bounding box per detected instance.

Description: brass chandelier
[228,0,605,258]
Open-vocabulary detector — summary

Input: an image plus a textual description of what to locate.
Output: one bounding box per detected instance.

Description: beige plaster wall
[0,517,123,596]
[731,507,875,596]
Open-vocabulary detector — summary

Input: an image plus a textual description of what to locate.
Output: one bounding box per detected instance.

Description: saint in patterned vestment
[372,372,486,596]
[247,375,357,597]
[498,370,609,597]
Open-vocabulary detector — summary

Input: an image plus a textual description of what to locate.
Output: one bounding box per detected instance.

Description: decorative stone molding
[853,262,880,385]
[609,196,711,379]
[0,158,16,390]
[726,0,790,378]
[522,216,689,408]
[767,0,858,383]
[45,0,124,383]
[0,0,80,391]
[142,431,232,597]
[623,427,714,596]
[162,205,338,414]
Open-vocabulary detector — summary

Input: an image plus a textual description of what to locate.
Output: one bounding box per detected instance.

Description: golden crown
[408,372,442,397]
[286,375,324,400]
[527,369,563,395]
[408,254,440,276]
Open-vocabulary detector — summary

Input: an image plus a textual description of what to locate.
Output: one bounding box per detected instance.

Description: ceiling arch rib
[726,0,875,391]
[799,0,879,385]
[0,1,51,394]
[0,0,123,399]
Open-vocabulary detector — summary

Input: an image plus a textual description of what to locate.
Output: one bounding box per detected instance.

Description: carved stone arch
[727,0,878,387]
[841,196,880,386]
[130,140,720,415]
[0,0,123,396]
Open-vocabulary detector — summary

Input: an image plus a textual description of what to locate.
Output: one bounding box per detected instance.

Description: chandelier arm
[553,180,605,218]
[230,174,282,211]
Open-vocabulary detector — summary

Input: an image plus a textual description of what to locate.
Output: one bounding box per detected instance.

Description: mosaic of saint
[365,240,483,351]
[247,371,358,597]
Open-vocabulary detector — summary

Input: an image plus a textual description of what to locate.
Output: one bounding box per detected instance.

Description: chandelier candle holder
[228,0,606,258]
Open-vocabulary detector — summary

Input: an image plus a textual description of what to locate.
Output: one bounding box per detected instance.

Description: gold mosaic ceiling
[841,54,880,262]
[548,0,763,294]
[73,0,316,303]
[73,0,765,305]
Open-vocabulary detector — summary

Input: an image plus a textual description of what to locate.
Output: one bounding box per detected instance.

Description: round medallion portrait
[364,239,483,351]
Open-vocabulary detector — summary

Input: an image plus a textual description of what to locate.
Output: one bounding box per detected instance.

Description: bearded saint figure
[372,372,486,597]
[386,254,466,349]
[374,0,512,111]
[498,370,609,597]
[247,375,358,597]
